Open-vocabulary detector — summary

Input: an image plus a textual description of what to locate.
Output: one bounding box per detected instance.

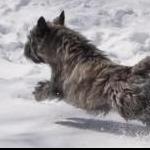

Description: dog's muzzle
[24,42,45,64]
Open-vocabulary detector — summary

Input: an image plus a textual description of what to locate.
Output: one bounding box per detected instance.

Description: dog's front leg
[33,81,63,101]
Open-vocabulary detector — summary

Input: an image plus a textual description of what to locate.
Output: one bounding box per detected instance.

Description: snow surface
[1,0,150,148]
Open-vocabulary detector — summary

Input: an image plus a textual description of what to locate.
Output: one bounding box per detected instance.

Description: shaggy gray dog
[25,11,150,125]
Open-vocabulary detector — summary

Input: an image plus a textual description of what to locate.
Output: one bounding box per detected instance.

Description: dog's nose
[24,42,31,58]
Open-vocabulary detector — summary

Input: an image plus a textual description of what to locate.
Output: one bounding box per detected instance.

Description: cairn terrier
[25,11,150,125]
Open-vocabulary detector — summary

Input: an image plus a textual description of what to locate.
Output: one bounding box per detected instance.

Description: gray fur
[24,11,150,125]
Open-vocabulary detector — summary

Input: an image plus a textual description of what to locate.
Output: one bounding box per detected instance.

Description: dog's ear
[37,17,48,32]
[54,11,65,26]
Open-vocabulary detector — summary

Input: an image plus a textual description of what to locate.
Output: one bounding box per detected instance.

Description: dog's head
[24,11,65,64]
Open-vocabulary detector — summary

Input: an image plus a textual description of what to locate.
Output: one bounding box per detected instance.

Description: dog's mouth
[24,43,45,64]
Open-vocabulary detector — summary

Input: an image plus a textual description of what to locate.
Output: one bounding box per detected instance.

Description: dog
[24,11,150,126]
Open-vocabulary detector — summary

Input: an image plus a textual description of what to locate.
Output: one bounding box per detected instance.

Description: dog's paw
[33,81,50,101]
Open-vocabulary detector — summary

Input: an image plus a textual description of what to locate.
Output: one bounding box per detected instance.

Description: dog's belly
[63,79,112,114]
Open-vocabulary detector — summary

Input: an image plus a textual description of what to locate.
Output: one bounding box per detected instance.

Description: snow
[1,0,150,148]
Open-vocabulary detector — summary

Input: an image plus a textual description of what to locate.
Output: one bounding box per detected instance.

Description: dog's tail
[132,56,150,75]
